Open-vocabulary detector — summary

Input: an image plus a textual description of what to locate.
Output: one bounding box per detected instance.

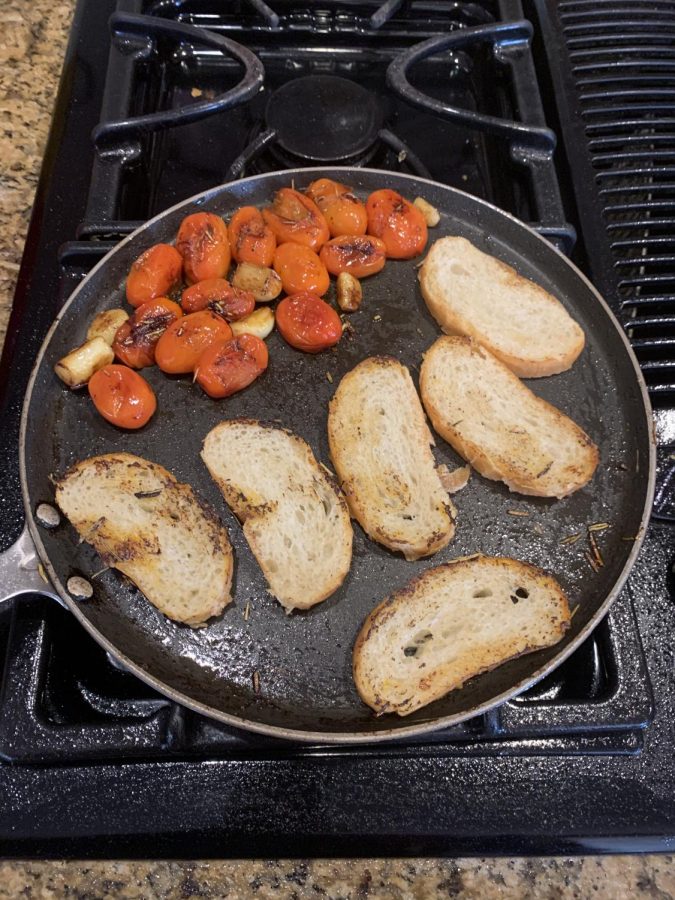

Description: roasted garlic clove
[413,197,440,227]
[336,272,362,313]
[230,306,275,340]
[86,308,129,346]
[231,262,283,302]
[54,337,115,389]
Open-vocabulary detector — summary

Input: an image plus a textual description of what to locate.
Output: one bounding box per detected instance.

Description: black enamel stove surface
[1,0,674,856]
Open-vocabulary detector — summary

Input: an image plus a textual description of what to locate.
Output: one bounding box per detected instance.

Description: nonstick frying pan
[0,168,655,743]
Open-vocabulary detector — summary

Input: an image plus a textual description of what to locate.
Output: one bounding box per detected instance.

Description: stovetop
[1,0,675,856]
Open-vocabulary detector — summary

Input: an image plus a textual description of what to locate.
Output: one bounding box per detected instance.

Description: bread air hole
[473,588,492,598]
[515,587,529,598]
[450,262,469,277]
[403,630,434,658]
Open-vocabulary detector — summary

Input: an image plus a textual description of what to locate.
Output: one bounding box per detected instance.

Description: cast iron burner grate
[78,0,574,253]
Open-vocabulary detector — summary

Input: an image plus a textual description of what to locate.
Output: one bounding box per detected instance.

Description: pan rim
[19,166,657,744]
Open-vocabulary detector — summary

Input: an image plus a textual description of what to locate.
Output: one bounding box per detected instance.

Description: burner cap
[265,75,384,163]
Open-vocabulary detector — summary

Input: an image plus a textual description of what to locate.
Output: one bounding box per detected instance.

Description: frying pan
[0,168,655,743]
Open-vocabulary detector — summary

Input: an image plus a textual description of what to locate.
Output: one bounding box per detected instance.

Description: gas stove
[1,0,675,856]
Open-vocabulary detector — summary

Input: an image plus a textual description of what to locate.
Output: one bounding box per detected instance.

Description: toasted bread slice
[420,336,598,498]
[202,419,352,612]
[419,235,585,377]
[327,356,456,561]
[55,453,233,626]
[353,555,571,716]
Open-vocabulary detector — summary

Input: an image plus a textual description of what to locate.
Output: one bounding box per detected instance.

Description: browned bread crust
[419,236,585,377]
[328,356,456,561]
[202,419,353,611]
[353,555,571,716]
[55,452,233,626]
[419,336,599,498]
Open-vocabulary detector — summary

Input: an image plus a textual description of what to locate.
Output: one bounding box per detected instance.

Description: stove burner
[265,75,384,164]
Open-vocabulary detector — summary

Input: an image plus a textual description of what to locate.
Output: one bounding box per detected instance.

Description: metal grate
[551,0,675,402]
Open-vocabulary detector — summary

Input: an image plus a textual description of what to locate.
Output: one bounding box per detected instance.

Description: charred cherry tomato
[112,298,183,369]
[88,365,156,430]
[275,292,342,354]
[272,242,330,296]
[319,235,387,278]
[176,212,231,284]
[181,278,255,322]
[125,243,183,308]
[262,188,329,252]
[365,189,428,259]
[228,206,276,267]
[195,334,269,399]
[155,310,233,375]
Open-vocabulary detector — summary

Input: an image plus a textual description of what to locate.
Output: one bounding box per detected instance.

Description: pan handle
[0,524,63,606]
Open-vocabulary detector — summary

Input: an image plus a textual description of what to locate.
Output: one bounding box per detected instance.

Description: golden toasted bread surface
[202,419,353,612]
[353,555,571,716]
[420,336,599,498]
[419,235,585,377]
[328,356,456,560]
[55,452,233,626]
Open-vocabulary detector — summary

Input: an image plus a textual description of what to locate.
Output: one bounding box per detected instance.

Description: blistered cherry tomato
[125,244,183,308]
[181,278,255,322]
[155,310,233,374]
[365,189,428,259]
[262,188,329,251]
[195,334,269,399]
[273,242,330,296]
[176,212,231,284]
[319,235,387,278]
[112,298,183,369]
[275,292,342,354]
[306,178,352,208]
[306,178,368,236]
[228,206,276,267]
[88,365,156,429]
[323,196,369,238]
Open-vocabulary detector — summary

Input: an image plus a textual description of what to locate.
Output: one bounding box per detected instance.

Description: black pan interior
[22,168,654,740]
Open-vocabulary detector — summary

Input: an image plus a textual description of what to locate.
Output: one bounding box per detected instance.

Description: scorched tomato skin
[365,189,428,259]
[181,278,255,322]
[88,365,156,429]
[125,243,183,308]
[275,292,342,354]
[195,334,269,399]
[262,188,330,251]
[112,298,183,369]
[228,206,276,267]
[155,310,233,374]
[319,235,387,278]
[176,212,231,284]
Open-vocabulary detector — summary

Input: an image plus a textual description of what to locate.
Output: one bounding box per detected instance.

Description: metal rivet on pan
[35,503,60,529]
[67,576,93,600]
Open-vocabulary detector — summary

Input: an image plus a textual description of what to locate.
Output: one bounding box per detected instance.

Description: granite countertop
[1,2,674,896]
